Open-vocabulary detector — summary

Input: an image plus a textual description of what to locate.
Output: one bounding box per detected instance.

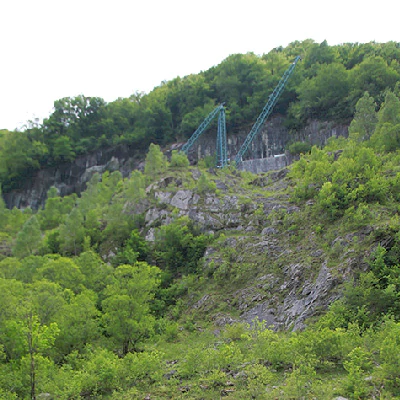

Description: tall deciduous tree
[371,91,400,151]
[144,143,167,179]
[102,263,160,355]
[12,216,42,259]
[34,256,85,293]
[22,313,59,400]
[349,92,378,141]
[59,208,85,255]
[297,63,351,119]
[53,289,100,359]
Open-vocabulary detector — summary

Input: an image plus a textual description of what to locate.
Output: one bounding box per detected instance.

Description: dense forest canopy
[1,40,400,191]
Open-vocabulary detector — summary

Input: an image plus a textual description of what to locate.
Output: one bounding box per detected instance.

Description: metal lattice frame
[181,104,225,154]
[235,56,301,167]
[216,107,228,167]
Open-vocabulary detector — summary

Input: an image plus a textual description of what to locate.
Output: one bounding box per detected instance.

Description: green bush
[288,141,312,155]
[197,173,217,194]
[169,150,189,168]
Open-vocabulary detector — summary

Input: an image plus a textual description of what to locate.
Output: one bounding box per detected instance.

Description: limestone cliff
[2,118,348,209]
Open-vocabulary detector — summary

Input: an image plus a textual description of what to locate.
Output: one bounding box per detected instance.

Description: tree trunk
[28,329,36,400]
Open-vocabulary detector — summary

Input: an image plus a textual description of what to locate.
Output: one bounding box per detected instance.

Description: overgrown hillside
[2,87,400,398]
[1,40,400,191]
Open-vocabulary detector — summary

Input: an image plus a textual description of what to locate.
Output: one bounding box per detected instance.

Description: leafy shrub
[197,173,217,194]
[288,141,312,155]
[169,150,189,168]
[154,217,212,276]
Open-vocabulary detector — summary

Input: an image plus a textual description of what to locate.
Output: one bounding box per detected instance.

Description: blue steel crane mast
[234,56,301,168]
[181,103,225,155]
[216,106,228,167]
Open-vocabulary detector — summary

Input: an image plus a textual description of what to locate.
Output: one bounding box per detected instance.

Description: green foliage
[75,251,113,293]
[12,216,42,258]
[52,136,76,162]
[349,91,378,141]
[144,143,168,179]
[197,173,217,194]
[296,62,351,120]
[123,170,146,204]
[288,140,312,155]
[121,350,164,387]
[34,256,85,293]
[38,187,76,230]
[102,263,160,355]
[370,91,400,151]
[289,135,400,222]
[153,217,212,277]
[112,229,149,266]
[169,150,189,168]
[374,319,400,394]
[76,347,121,397]
[343,347,372,399]
[244,363,275,398]
[58,208,85,256]
[318,235,400,331]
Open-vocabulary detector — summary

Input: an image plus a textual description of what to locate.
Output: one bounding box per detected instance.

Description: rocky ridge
[124,166,366,332]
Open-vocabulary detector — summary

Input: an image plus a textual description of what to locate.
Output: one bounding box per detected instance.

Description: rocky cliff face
[3,117,348,209]
[121,166,363,331]
[3,145,143,210]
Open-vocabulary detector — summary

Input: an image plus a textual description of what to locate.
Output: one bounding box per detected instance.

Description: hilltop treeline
[1,40,400,190]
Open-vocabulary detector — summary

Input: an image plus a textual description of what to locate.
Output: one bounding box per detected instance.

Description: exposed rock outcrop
[2,118,348,210]
[3,145,143,210]
[125,166,358,332]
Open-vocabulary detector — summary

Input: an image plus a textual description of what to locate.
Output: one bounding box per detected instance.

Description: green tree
[349,56,400,105]
[27,279,66,325]
[53,290,100,359]
[370,91,400,151]
[197,173,217,194]
[144,143,167,179]
[113,229,149,267]
[102,263,160,355]
[22,313,59,400]
[169,150,189,168]
[0,278,25,360]
[0,186,7,228]
[376,91,400,126]
[297,63,350,120]
[52,136,75,162]
[34,256,85,293]
[0,131,43,190]
[349,92,378,141]
[12,216,42,259]
[0,257,21,279]
[179,101,216,137]
[154,217,211,276]
[59,208,85,255]
[303,40,337,72]
[75,251,113,294]
[123,170,146,204]
[38,187,70,230]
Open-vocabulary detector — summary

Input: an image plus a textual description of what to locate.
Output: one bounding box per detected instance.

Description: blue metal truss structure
[180,56,300,168]
[181,104,225,155]
[216,106,228,168]
[234,56,301,168]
